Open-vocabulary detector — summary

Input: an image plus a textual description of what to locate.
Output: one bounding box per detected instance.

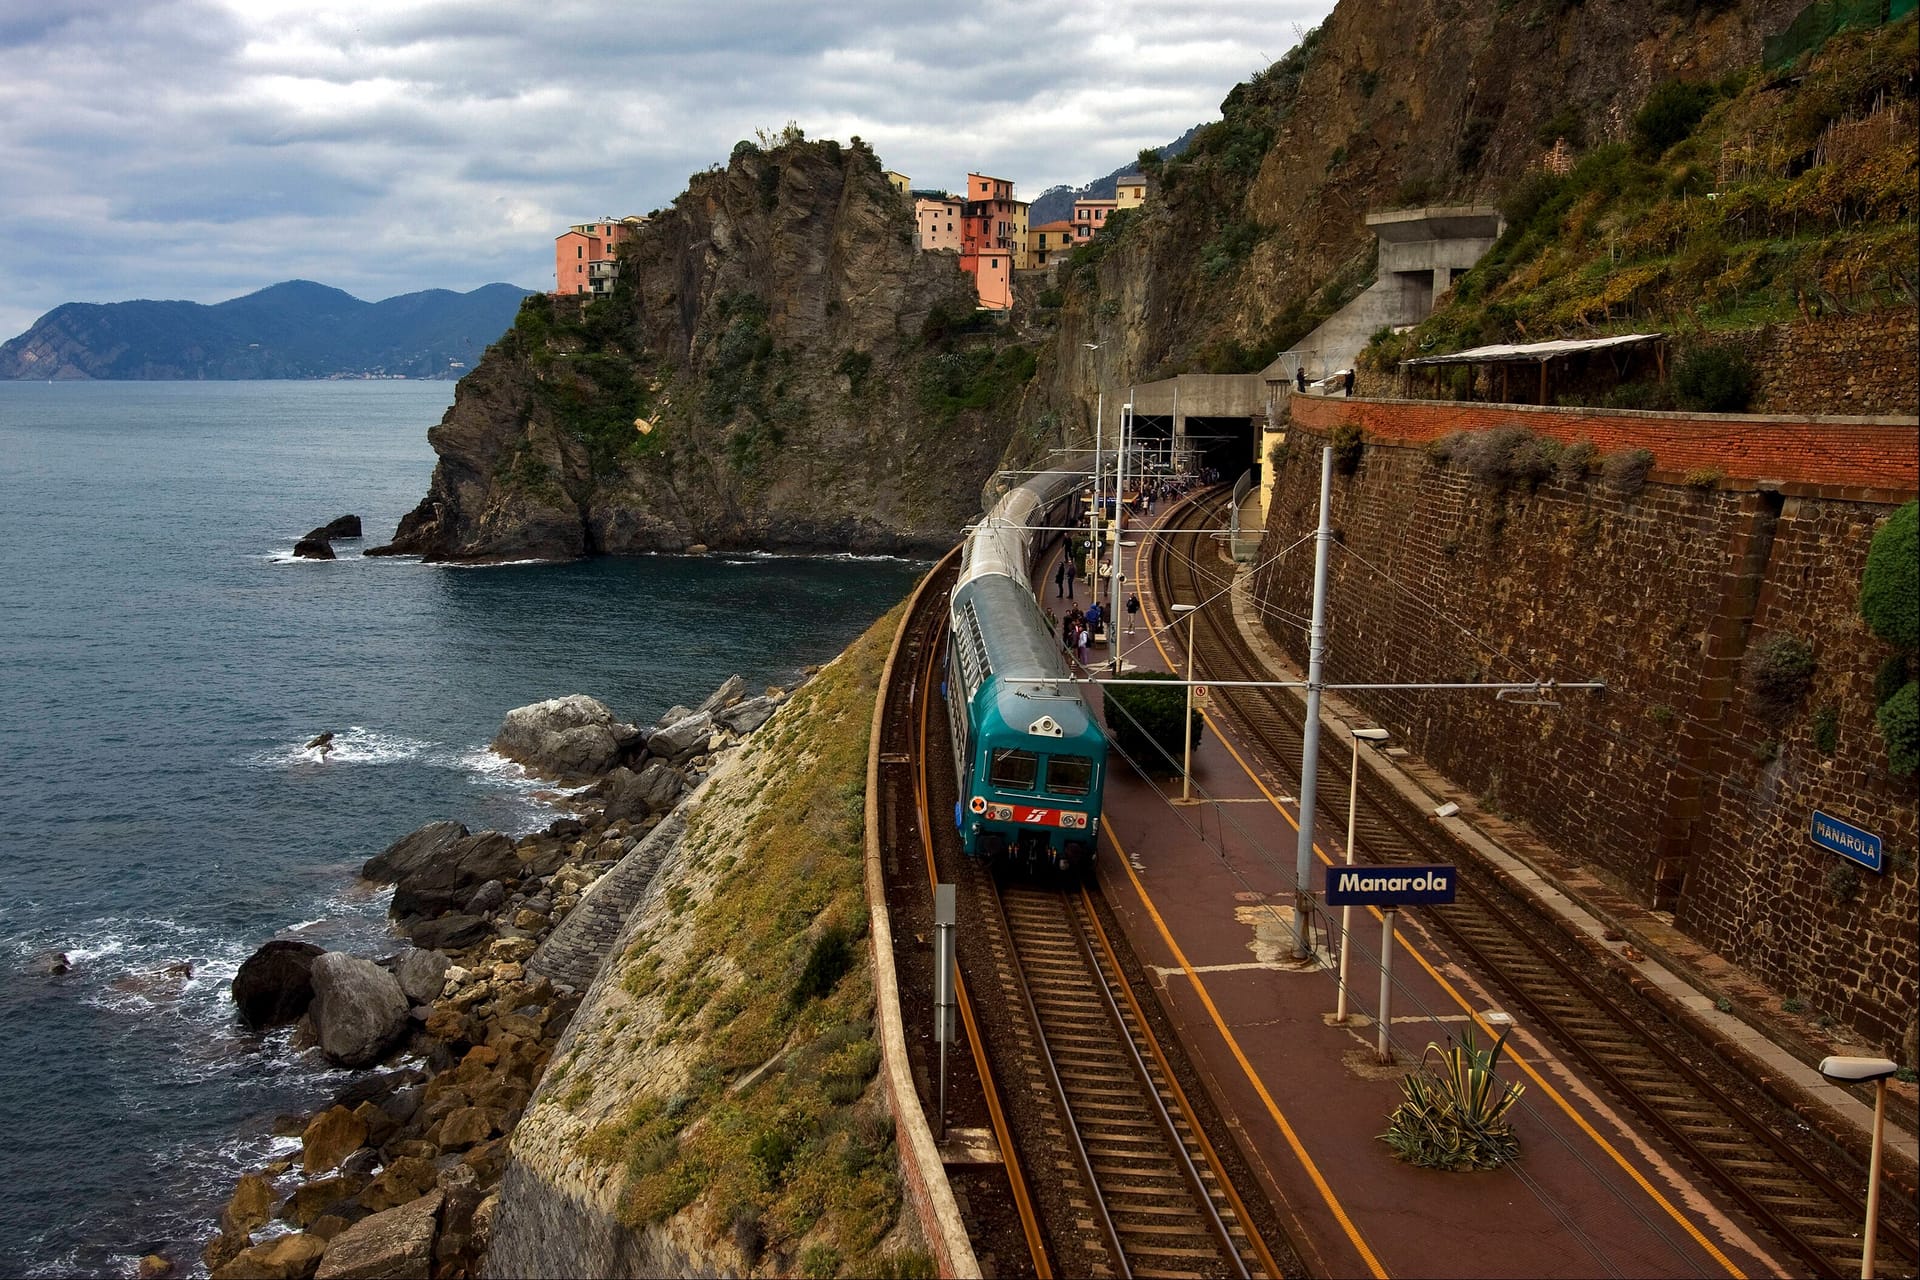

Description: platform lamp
[1334,728,1390,1024]
[1818,1055,1902,1278]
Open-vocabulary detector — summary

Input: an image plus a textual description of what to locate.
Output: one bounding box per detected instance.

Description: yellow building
[1115,174,1147,209]
[1028,220,1077,267]
[1011,200,1032,269]
[885,170,911,196]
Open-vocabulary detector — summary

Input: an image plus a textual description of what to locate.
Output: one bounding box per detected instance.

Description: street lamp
[1818,1055,1902,1277]
[1172,604,1199,802]
[1334,727,1390,1023]
[1109,397,1133,672]
[1084,344,1102,572]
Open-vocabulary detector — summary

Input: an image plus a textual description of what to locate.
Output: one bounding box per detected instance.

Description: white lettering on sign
[1333,869,1451,893]
[1813,818,1875,855]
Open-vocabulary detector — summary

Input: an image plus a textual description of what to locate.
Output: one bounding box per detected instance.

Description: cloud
[0,0,1333,340]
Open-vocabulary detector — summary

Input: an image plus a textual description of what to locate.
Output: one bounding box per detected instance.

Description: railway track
[879,545,1293,1279]
[1146,489,1920,1280]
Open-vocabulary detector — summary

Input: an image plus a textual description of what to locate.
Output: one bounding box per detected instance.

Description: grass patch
[593,601,911,1271]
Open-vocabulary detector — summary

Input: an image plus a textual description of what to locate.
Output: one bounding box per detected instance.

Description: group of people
[1294,365,1357,396]
[1058,601,1101,666]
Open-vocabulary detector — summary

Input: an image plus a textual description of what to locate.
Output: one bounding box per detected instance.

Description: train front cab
[962,732,1103,875]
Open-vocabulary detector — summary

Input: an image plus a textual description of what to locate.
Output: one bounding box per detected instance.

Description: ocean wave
[245,726,436,769]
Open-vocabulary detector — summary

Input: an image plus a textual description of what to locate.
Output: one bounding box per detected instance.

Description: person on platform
[1054,562,1066,598]
[1126,592,1140,634]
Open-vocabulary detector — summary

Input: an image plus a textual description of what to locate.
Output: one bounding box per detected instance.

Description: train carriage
[946,467,1108,874]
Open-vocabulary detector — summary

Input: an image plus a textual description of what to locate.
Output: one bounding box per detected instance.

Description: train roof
[952,574,1098,742]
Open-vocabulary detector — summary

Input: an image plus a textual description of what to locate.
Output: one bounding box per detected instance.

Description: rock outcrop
[292,537,336,560]
[304,516,362,542]
[490,695,641,779]
[232,939,325,1029]
[308,954,410,1068]
[370,137,1025,562]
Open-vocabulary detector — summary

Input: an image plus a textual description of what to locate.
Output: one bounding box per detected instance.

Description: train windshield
[1047,755,1094,796]
[989,748,1039,791]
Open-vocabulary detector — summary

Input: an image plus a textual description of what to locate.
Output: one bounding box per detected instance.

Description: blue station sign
[1324,864,1459,907]
[1810,810,1883,873]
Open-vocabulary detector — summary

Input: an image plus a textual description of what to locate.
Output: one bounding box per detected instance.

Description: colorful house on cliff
[1028,220,1077,267]
[914,192,964,252]
[553,217,646,296]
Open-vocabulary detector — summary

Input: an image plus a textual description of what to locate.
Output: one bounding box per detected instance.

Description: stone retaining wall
[527,812,686,992]
[1253,417,1917,1058]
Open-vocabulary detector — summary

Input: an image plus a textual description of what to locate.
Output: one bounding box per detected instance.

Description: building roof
[1031,220,1075,233]
[1401,333,1665,366]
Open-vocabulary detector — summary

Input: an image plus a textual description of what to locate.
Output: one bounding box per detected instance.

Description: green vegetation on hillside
[1365,18,1917,374]
[570,603,923,1276]
[1861,500,1919,774]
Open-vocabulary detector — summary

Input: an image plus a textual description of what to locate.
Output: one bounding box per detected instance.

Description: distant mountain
[1027,126,1201,225]
[0,280,537,380]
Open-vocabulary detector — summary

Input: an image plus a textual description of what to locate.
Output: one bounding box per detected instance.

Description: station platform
[1036,526,1916,1280]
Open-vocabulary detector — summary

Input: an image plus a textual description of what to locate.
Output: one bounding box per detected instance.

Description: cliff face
[381,138,1027,561]
[1008,0,1811,467]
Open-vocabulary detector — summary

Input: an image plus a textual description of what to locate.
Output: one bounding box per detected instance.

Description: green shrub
[1330,423,1364,475]
[1812,704,1839,755]
[788,922,856,1009]
[1602,448,1656,494]
[1746,632,1817,724]
[1877,679,1918,775]
[1860,501,1918,651]
[1671,343,1757,413]
[1632,80,1716,157]
[1381,1032,1524,1170]
[1104,670,1203,772]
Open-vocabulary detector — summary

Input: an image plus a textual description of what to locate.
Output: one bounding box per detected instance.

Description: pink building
[915,193,964,252]
[1072,197,1117,241]
[553,217,645,296]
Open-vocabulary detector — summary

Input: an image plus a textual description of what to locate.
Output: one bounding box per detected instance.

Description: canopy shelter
[1399,333,1666,405]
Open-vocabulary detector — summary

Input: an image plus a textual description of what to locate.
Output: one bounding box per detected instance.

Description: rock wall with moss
[487,603,934,1278]
[381,137,1031,561]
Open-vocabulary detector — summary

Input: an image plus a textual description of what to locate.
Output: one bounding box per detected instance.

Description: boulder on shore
[361,821,469,884]
[314,1190,442,1280]
[293,537,336,560]
[593,760,685,824]
[304,515,362,542]
[403,914,492,952]
[491,694,642,779]
[232,939,326,1030]
[309,953,409,1068]
[646,710,713,763]
[695,673,746,713]
[394,949,451,1006]
[387,832,519,919]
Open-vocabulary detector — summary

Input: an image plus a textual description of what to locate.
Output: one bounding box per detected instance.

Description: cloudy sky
[0,0,1334,340]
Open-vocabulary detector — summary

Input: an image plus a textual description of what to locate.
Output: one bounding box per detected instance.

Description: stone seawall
[1254,416,1917,1058]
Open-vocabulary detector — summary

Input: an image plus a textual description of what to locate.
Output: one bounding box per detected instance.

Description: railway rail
[1146,488,1920,1280]
[877,545,1294,1279]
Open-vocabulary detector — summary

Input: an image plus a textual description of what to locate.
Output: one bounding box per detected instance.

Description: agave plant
[1381,1029,1525,1171]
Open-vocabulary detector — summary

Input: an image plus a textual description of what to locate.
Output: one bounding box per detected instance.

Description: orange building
[961,173,1020,310]
[553,216,646,296]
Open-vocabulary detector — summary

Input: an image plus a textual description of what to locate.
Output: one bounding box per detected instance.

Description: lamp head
[1354,728,1390,742]
[1818,1056,1901,1084]
[1171,603,1197,614]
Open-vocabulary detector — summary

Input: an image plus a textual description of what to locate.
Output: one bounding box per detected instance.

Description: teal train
[945,467,1109,874]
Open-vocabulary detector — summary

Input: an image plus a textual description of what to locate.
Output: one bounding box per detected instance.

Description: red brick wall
[1289,394,1918,492]
[1252,429,1917,1058]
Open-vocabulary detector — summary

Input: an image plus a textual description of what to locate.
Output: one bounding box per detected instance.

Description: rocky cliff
[378,137,1030,561]
[1006,0,1818,466]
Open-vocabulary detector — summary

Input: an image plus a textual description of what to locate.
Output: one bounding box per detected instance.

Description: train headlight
[1060,811,1088,829]
[987,803,1014,821]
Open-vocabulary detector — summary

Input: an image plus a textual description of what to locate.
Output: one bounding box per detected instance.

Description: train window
[989,748,1038,791]
[1048,755,1094,796]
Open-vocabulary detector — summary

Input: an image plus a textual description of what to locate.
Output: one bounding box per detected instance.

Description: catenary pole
[1293,445,1334,960]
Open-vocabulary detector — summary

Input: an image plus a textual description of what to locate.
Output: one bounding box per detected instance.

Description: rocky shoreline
[191,675,793,1280]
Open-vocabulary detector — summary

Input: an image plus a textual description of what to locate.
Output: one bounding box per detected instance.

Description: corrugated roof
[1402,333,1664,366]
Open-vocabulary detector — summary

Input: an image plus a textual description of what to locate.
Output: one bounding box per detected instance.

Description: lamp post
[1818,1055,1902,1277]
[1334,727,1390,1023]
[1110,396,1132,672]
[1173,604,1199,801]
[1084,343,1102,573]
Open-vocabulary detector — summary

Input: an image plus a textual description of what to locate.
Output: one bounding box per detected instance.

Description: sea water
[0,380,927,1276]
